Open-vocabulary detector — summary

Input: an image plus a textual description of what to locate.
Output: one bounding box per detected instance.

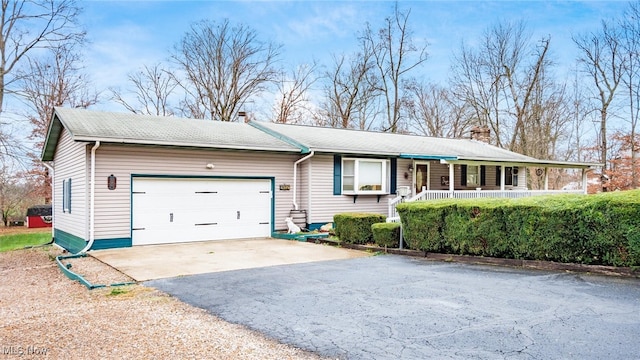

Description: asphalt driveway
[147,254,640,360]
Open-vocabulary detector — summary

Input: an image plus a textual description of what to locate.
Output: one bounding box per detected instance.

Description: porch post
[448,163,455,197]
[582,168,588,194]
[544,167,549,190]
[500,165,505,191]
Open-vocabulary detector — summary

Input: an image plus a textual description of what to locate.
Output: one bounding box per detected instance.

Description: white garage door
[132,178,272,246]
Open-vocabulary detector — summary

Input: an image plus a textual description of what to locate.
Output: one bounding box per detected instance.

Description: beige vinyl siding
[93,145,298,239]
[429,161,451,190]
[296,161,310,220]
[516,169,527,190]
[53,129,89,239]
[396,159,412,192]
[304,155,409,224]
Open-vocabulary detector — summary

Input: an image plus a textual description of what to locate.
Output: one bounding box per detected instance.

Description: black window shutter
[495,166,501,186]
[461,165,467,187]
[390,158,397,194]
[480,166,486,186]
[333,155,342,195]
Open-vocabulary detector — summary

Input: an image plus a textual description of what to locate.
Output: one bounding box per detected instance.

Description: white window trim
[342,158,390,195]
[62,178,71,213]
[467,165,481,187]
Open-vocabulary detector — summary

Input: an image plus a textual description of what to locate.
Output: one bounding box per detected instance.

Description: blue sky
[72,1,628,114]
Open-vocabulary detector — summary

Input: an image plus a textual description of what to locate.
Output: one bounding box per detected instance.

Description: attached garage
[132,177,273,246]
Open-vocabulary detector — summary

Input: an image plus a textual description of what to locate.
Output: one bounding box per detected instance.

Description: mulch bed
[310,238,640,278]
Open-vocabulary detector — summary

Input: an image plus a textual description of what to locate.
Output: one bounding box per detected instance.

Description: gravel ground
[0,246,325,359]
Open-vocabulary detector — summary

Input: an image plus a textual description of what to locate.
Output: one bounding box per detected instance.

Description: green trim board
[54,228,87,254]
[307,222,333,231]
[130,174,277,241]
[271,231,329,242]
[90,238,132,250]
[399,154,458,160]
[41,114,63,161]
[248,121,310,154]
[56,254,135,289]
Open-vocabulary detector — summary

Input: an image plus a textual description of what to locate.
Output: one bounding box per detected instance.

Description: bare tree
[273,62,318,124]
[361,4,428,132]
[450,40,502,138]
[0,0,83,159]
[171,19,281,121]
[317,41,381,129]
[20,43,97,147]
[405,81,469,138]
[17,42,97,203]
[620,1,640,188]
[0,0,84,113]
[573,19,625,176]
[0,165,31,226]
[565,63,599,163]
[111,63,178,116]
[451,21,566,160]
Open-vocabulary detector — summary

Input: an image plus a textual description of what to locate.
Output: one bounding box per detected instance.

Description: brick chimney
[470,126,491,143]
[237,111,249,123]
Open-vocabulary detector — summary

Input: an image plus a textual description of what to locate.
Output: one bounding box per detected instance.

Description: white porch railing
[410,189,583,201]
[388,189,584,221]
[387,195,405,223]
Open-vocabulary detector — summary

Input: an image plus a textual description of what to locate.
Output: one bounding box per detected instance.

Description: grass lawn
[0,231,52,252]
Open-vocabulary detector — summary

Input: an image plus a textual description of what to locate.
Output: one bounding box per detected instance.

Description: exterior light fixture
[206,163,215,169]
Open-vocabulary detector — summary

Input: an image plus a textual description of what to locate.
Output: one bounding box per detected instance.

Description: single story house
[42,108,598,253]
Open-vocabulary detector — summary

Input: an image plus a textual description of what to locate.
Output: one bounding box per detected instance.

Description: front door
[414,163,428,194]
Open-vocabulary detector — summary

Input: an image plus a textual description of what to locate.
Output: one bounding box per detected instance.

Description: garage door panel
[132,178,272,246]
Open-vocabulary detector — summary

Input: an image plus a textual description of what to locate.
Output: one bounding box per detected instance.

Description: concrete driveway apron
[147,254,640,360]
[91,238,368,281]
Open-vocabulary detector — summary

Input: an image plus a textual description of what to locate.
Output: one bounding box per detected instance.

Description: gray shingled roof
[252,121,540,163]
[42,108,302,160]
[42,108,598,168]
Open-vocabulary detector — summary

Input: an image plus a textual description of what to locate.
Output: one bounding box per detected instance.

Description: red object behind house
[26,205,52,228]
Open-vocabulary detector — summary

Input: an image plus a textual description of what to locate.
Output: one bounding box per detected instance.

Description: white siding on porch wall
[53,128,88,240]
[92,145,297,241]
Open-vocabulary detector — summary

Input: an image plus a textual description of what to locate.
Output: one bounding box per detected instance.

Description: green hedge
[371,222,401,248]
[396,190,640,267]
[334,213,386,244]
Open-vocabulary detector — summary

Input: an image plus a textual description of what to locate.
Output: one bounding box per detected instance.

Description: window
[62,178,72,213]
[342,158,389,194]
[462,164,485,187]
[496,166,519,187]
[466,165,480,186]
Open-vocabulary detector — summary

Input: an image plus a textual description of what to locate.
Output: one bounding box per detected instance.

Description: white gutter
[41,162,55,241]
[292,151,315,210]
[79,141,100,253]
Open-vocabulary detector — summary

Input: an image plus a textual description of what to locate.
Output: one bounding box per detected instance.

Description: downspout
[41,162,55,245]
[292,151,315,210]
[78,141,100,253]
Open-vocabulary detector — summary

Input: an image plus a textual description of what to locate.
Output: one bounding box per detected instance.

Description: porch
[387,189,584,222]
[388,157,594,222]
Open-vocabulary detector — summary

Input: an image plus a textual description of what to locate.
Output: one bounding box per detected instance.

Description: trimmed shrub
[397,199,455,251]
[334,213,386,244]
[441,199,509,257]
[372,222,401,248]
[396,190,640,267]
